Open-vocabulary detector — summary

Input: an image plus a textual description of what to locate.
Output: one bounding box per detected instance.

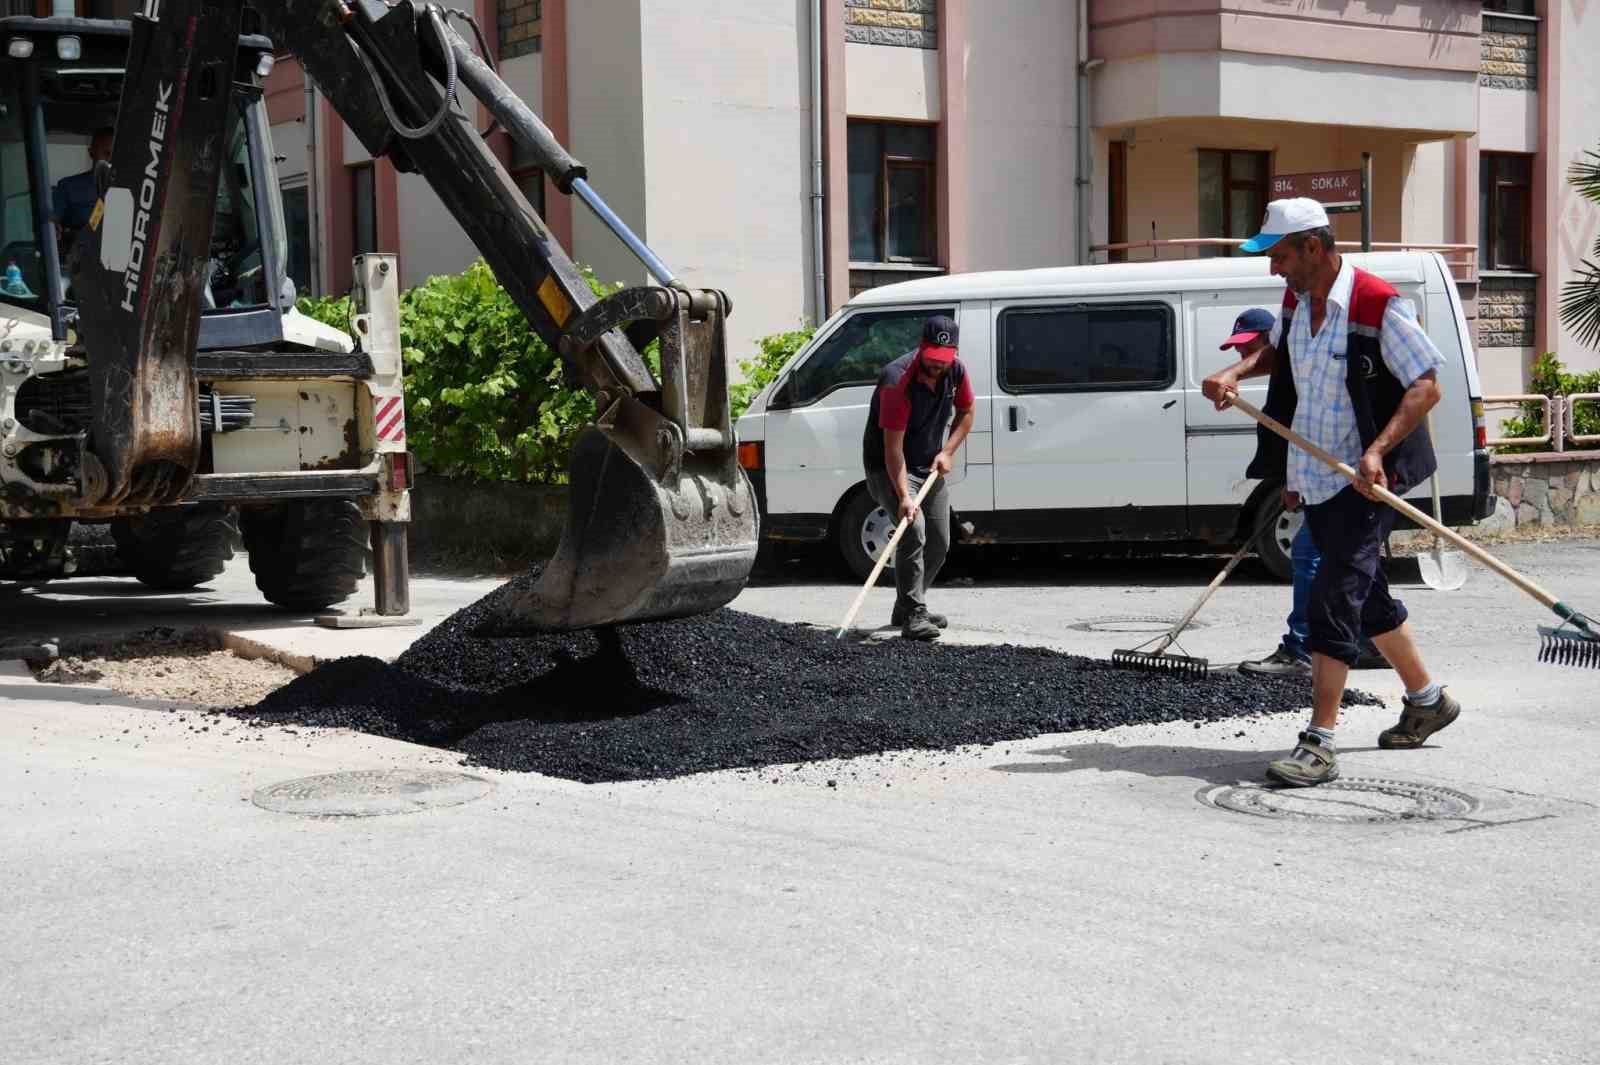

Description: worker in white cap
[1202,197,1460,787]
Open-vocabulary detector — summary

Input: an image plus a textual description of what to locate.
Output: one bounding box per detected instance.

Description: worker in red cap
[861,314,975,640]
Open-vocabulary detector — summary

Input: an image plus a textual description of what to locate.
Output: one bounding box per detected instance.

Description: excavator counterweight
[77,0,758,629]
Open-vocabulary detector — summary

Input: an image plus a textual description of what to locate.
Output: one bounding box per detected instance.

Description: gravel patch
[229,567,1382,783]
[31,627,298,708]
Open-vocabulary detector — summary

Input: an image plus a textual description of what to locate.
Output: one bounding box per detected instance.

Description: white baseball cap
[1240,197,1331,253]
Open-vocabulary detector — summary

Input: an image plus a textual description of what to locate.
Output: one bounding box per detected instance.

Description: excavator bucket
[479,286,759,632]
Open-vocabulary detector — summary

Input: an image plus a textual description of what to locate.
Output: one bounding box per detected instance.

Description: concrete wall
[845,42,940,120]
[1402,140,1454,246]
[960,0,1079,270]
[1090,0,1480,73]
[1095,51,1476,136]
[565,0,649,297]
[635,0,817,362]
[1116,119,1423,252]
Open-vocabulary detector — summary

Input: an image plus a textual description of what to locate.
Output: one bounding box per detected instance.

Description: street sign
[1271,169,1362,213]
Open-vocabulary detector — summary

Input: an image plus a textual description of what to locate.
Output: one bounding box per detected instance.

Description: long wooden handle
[1425,410,1445,550]
[834,471,942,639]
[1149,538,1254,655]
[1149,503,1281,655]
[1225,392,1560,610]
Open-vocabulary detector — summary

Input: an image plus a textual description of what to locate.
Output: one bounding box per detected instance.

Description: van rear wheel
[1254,494,1302,583]
[838,488,897,584]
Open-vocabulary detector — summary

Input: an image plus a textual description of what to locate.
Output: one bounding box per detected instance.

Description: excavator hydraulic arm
[77,0,758,629]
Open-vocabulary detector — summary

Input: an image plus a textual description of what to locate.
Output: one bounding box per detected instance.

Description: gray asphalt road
[3,541,1597,1064]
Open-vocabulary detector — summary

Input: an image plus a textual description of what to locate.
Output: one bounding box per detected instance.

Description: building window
[848,120,937,265]
[1198,149,1268,257]
[1479,152,1532,271]
[352,162,377,257]
[281,183,313,299]
[1483,0,1534,13]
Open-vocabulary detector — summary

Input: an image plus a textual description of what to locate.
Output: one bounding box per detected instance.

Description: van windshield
[786,307,954,406]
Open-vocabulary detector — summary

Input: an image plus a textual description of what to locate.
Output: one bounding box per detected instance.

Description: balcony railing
[1088,238,1479,284]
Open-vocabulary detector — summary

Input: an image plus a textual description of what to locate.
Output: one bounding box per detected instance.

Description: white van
[735,252,1492,581]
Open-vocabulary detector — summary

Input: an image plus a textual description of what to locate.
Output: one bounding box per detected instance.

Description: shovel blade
[480,425,759,632]
[1418,545,1467,591]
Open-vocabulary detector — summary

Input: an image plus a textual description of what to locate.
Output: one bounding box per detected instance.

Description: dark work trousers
[1303,485,1409,666]
[865,469,950,615]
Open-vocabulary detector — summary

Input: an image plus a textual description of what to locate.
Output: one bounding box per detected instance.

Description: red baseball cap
[918,314,959,364]
[1220,307,1276,350]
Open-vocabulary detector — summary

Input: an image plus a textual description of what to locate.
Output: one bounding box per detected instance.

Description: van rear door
[986,294,1188,540]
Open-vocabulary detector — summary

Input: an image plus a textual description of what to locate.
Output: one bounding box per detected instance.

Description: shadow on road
[990,740,1385,786]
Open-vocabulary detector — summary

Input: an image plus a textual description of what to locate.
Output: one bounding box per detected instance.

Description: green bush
[296,269,814,478]
[1497,352,1600,453]
[297,263,617,483]
[731,325,814,421]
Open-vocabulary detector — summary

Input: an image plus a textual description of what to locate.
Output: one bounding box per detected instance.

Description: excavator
[0,0,758,632]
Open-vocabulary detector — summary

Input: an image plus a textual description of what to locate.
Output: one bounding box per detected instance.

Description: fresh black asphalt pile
[236,566,1381,783]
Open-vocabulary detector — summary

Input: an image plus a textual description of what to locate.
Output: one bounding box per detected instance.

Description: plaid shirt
[1269,258,1444,505]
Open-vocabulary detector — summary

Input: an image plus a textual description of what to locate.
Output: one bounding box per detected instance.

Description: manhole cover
[252,769,494,818]
[1196,777,1479,824]
[1070,616,1200,635]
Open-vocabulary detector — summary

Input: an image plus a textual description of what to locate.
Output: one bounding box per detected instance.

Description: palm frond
[1559,256,1600,349]
[1569,149,1600,206]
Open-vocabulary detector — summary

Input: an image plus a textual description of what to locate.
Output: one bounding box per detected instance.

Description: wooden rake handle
[1224,391,1562,612]
[835,471,941,639]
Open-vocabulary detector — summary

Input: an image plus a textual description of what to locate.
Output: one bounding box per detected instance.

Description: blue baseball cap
[1220,308,1276,350]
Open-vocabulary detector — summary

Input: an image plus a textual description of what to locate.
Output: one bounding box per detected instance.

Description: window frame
[1479,151,1533,272]
[769,303,955,410]
[1198,148,1270,257]
[881,154,936,265]
[847,119,939,267]
[996,300,1177,396]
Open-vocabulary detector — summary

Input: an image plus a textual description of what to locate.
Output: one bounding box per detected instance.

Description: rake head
[1538,623,1600,668]
[1110,648,1211,678]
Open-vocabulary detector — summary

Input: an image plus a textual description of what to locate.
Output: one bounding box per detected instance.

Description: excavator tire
[241,499,369,612]
[110,505,238,590]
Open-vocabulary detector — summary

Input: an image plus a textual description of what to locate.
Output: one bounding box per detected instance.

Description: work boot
[1265,731,1340,787]
[892,604,948,629]
[1378,688,1461,750]
[900,606,941,641]
[1238,646,1310,679]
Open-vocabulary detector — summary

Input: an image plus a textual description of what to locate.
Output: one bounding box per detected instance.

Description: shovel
[1417,411,1467,591]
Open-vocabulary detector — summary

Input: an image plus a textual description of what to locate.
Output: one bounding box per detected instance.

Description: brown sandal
[1378,689,1461,750]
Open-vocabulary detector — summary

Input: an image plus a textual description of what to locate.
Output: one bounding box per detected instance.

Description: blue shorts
[1302,486,1408,666]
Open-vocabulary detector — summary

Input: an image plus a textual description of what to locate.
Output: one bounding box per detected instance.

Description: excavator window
[0,66,272,313]
[0,86,44,310]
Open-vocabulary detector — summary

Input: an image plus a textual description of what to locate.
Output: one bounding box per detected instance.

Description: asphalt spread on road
[232,566,1381,783]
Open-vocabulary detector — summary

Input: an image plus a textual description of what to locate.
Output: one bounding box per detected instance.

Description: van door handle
[1009,404,1026,432]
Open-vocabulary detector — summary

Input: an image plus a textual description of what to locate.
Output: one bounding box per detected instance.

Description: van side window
[786,307,955,406]
[999,303,1173,392]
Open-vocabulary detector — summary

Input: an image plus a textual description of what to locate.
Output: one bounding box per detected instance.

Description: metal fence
[1485,393,1600,456]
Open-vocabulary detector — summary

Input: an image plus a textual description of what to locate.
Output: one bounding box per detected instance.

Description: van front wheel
[838,489,897,584]
[1253,494,1303,583]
